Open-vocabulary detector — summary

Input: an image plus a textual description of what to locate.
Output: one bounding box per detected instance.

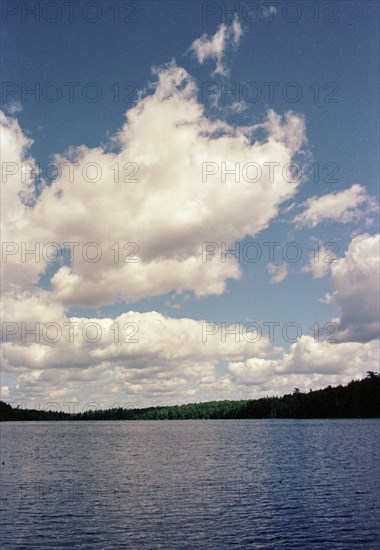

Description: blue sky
[1,1,379,408]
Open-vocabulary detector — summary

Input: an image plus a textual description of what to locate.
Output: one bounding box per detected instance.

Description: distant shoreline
[1,373,379,421]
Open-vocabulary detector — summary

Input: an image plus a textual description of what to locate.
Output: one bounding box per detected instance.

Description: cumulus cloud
[294,184,375,227]
[0,112,37,226]
[1,64,306,307]
[1,293,276,405]
[1,27,377,408]
[326,233,380,342]
[2,286,378,405]
[0,36,311,407]
[0,112,43,292]
[189,17,243,75]
[224,336,379,396]
[3,293,378,405]
[1,295,274,370]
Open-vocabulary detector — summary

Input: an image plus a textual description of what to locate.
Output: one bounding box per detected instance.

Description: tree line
[1,372,379,421]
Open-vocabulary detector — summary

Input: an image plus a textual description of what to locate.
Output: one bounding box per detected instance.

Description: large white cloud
[1,30,378,409]
[5,332,377,407]
[1,63,307,307]
[2,270,377,406]
[2,285,378,406]
[1,291,277,405]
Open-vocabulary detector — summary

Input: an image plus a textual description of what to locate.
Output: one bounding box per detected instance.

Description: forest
[1,372,379,421]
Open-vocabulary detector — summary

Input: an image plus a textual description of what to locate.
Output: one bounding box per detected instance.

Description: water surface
[1,419,379,548]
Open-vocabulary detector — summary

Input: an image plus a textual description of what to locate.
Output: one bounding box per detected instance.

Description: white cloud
[2,292,277,405]
[294,184,375,227]
[4,101,23,115]
[327,233,380,342]
[189,18,243,76]
[1,301,274,372]
[302,259,331,279]
[1,64,306,307]
[277,336,379,375]
[224,336,379,396]
[267,263,288,284]
[0,386,10,399]
[0,112,43,292]
[1,32,377,409]
[4,297,378,405]
[2,286,378,405]
[0,112,37,226]
[230,100,248,113]
[301,240,338,279]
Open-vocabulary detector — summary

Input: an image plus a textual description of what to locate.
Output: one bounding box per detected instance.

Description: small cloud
[294,184,377,228]
[4,101,23,115]
[165,295,181,310]
[301,240,337,279]
[189,17,243,76]
[231,16,243,44]
[1,386,10,399]
[302,260,331,279]
[230,100,248,113]
[165,292,193,310]
[263,5,278,18]
[267,263,288,284]
[320,293,334,304]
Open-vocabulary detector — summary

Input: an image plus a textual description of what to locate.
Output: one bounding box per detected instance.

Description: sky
[0,0,379,411]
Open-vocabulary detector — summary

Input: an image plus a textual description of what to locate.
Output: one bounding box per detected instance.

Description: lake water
[0,419,379,549]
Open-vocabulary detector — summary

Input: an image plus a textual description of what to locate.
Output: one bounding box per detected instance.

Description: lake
[0,419,379,549]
